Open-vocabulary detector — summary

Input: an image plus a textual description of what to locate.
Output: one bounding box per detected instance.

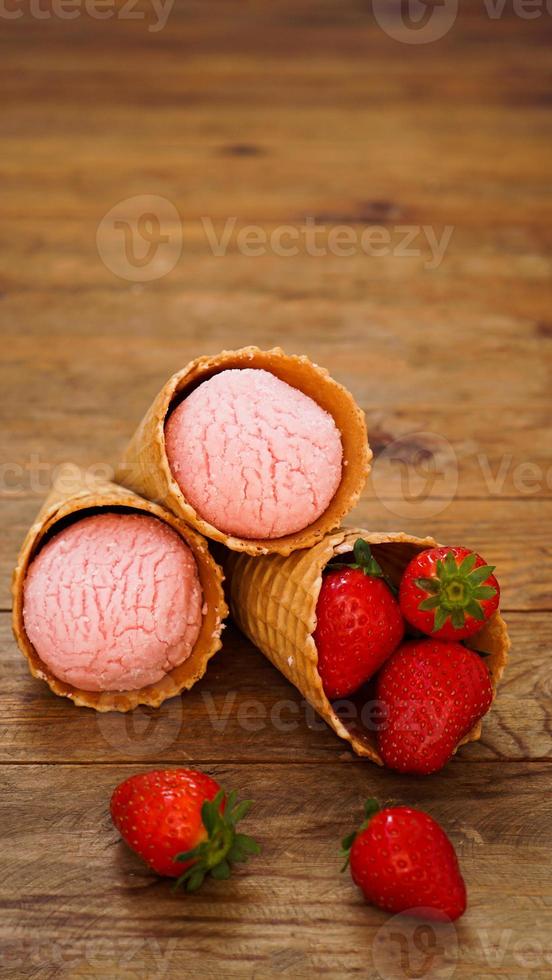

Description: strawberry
[399,546,499,640]
[376,639,493,774]
[314,539,405,700]
[342,799,467,921]
[110,769,260,891]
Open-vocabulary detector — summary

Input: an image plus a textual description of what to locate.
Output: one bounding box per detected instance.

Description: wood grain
[5,498,551,610]
[1,613,550,765]
[1,763,551,979]
[1,0,551,977]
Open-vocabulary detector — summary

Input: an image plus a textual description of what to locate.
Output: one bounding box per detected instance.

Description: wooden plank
[2,398,550,501]
[1,762,551,979]
[0,129,550,223]
[2,234,551,329]
[0,9,551,229]
[3,497,551,610]
[2,297,551,384]
[1,613,549,765]
[1,0,551,972]
[0,111,551,222]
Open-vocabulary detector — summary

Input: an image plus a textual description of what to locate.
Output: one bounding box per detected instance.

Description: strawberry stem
[173,788,261,893]
[340,798,380,870]
[329,540,398,596]
[415,551,497,634]
[353,539,385,577]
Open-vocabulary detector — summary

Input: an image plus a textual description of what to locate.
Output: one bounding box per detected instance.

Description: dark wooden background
[1,1,551,977]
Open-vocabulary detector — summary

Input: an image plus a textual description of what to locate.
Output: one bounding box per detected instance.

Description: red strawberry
[110,769,260,891]
[376,639,493,774]
[399,545,499,640]
[314,539,405,700]
[342,799,467,921]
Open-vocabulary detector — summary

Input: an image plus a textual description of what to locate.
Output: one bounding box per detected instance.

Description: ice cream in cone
[226,527,510,764]
[116,347,371,556]
[12,463,227,712]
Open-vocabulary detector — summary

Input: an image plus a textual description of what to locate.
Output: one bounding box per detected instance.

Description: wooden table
[1,2,551,977]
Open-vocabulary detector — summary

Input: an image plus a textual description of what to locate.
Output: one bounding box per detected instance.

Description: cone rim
[116,346,371,555]
[228,526,510,764]
[12,463,228,712]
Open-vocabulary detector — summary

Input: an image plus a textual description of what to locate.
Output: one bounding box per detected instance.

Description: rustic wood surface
[1,2,551,978]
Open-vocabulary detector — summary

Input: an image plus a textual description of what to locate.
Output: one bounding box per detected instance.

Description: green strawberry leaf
[473,585,498,600]
[229,800,253,825]
[173,787,259,894]
[433,606,449,632]
[467,564,496,586]
[324,539,398,595]
[341,799,381,872]
[201,800,217,835]
[415,549,499,635]
[459,552,477,574]
[466,599,486,620]
[364,799,380,818]
[414,577,441,594]
[228,835,261,863]
[185,870,205,893]
[419,595,441,611]
[225,789,238,813]
[451,609,465,630]
[174,845,201,863]
[234,833,261,854]
[341,832,356,851]
[353,538,375,567]
[210,860,231,880]
[444,551,457,575]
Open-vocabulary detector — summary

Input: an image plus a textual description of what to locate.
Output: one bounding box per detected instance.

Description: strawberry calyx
[340,798,381,870]
[330,539,398,595]
[415,551,497,633]
[173,789,261,893]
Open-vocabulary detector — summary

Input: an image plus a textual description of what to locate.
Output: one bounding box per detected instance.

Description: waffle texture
[12,463,227,711]
[116,346,371,556]
[227,527,510,763]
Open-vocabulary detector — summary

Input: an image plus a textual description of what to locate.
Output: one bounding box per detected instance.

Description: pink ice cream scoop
[22,513,203,692]
[164,368,343,539]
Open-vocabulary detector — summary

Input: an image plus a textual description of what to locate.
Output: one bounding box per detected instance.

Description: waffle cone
[115,346,371,556]
[12,463,228,712]
[227,527,510,764]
